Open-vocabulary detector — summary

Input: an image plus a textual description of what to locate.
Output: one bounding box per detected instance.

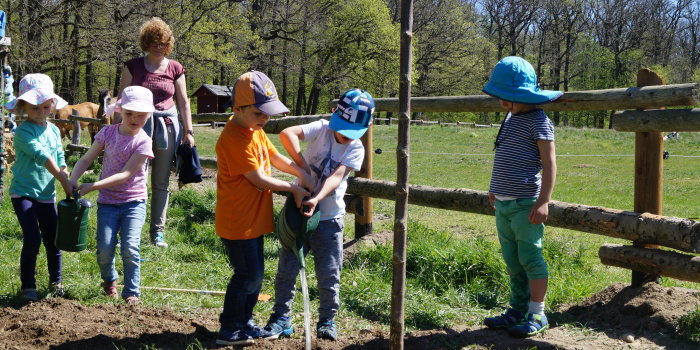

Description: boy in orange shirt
[215,70,311,346]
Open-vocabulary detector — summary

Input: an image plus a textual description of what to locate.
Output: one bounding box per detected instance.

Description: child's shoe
[151,232,168,248]
[317,318,338,340]
[263,314,294,339]
[124,296,140,305]
[216,327,254,346]
[101,280,117,298]
[244,321,275,339]
[484,308,523,329]
[21,289,39,302]
[49,282,65,297]
[508,312,549,338]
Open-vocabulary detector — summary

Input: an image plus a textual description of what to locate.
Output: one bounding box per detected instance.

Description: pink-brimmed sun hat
[106,86,155,116]
[5,73,68,111]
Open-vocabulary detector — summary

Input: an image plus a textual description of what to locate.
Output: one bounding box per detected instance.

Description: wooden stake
[355,123,373,237]
[632,68,664,287]
[391,1,412,349]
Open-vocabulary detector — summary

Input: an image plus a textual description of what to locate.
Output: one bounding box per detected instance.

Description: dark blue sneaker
[317,318,338,340]
[245,322,276,339]
[216,327,254,346]
[508,312,549,338]
[484,308,524,329]
[264,314,293,339]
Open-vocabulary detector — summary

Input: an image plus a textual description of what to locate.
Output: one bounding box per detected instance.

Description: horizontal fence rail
[613,108,700,132]
[599,244,700,283]
[332,84,699,113]
[190,156,700,254]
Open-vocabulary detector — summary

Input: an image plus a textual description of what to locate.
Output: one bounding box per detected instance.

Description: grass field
[1,123,699,340]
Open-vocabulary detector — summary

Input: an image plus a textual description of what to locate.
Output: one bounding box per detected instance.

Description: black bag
[176,144,203,185]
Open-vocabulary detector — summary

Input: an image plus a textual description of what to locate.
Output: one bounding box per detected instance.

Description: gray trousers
[143,106,180,236]
[272,217,344,321]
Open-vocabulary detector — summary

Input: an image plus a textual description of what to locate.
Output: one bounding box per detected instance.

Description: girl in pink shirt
[69,86,155,305]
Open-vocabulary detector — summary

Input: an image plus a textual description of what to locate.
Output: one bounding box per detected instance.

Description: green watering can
[55,190,94,252]
[276,194,321,268]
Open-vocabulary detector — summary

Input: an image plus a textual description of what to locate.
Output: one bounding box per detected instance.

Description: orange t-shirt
[215,120,278,240]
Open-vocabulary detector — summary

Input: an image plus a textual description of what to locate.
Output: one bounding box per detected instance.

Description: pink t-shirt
[125,57,186,111]
[94,125,154,204]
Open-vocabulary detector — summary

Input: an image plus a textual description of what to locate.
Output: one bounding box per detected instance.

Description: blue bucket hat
[329,89,375,139]
[482,56,563,105]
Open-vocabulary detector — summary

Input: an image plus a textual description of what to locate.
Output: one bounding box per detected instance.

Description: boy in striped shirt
[481,56,562,338]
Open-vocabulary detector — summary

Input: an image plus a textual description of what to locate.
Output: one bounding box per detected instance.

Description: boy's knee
[519,255,548,279]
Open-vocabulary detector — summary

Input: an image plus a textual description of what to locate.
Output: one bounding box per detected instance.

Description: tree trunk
[599,244,700,283]
[295,38,307,115]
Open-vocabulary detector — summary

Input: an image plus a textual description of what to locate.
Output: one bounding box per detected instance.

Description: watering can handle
[302,197,311,215]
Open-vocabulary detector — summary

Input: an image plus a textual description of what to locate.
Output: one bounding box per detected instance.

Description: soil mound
[561,282,699,333]
[0,283,698,349]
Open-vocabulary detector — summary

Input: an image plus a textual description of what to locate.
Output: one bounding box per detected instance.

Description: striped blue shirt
[489,109,554,198]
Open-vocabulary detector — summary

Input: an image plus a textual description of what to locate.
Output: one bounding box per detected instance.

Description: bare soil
[0,281,697,349]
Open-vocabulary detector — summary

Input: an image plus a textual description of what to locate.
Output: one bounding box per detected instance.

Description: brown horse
[55,102,100,141]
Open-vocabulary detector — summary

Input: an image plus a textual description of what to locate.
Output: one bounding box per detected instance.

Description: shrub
[679,308,700,342]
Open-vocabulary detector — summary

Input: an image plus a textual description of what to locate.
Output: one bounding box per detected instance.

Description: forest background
[6,0,700,127]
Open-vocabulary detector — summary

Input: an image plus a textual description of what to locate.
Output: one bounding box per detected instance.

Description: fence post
[631,68,663,287]
[355,123,374,238]
[71,109,81,145]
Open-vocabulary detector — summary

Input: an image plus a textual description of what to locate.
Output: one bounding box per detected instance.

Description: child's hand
[78,183,95,196]
[59,177,74,198]
[301,197,319,217]
[291,185,311,208]
[488,193,496,210]
[298,171,316,192]
[529,200,549,224]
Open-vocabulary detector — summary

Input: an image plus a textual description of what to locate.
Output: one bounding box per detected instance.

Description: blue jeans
[273,217,344,321]
[12,197,62,290]
[220,236,265,329]
[96,200,146,298]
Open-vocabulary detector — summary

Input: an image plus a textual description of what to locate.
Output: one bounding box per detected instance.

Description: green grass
[1,124,699,341]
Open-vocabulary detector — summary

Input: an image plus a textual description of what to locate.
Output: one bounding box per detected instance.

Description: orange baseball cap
[232,70,290,116]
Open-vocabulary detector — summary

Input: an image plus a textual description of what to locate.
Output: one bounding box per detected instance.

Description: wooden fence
[63,80,700,283]
[186,81,700,284]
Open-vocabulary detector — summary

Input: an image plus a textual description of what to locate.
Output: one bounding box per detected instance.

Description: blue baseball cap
[482,56,563,105]
[329,89,375,139]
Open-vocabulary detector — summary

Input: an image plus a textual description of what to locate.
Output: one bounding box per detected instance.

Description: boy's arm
[279,126,308,171]
[301,165,353,217]
[530,139,556,224]
[69,141,104,188]
[243,165,310,208]
[78,153,149,195]
[270,152,315,191]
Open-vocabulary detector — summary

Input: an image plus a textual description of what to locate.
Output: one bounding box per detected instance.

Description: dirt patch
[1,282,698,349]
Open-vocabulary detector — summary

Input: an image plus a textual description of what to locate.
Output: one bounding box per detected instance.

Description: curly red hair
[139,17,174,55]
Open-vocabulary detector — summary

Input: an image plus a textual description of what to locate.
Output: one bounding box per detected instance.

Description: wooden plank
[612,109,700,132]
[69,115,103,124]
[330,84,698,112]
[599,244,700,283]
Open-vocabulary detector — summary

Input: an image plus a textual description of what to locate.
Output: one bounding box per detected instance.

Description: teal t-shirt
[10,121,66,201]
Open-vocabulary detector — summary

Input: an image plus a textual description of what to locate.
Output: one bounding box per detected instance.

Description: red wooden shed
[190,84,233,113]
